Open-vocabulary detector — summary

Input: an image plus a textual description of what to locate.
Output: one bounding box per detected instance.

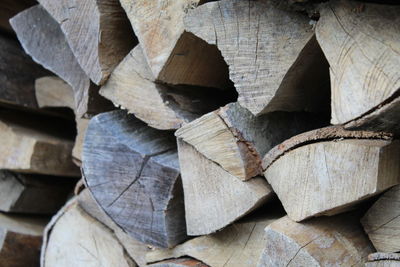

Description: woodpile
[1,0,400,266]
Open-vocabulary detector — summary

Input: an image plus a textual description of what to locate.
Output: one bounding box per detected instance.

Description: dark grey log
[82,110,187,248]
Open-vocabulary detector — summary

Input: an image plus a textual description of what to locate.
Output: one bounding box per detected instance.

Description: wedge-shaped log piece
[176,102,325,180]
[10,5,112,118]
[185,0,329,115]
[259,213,374,266]
[316,1,400,124]
[41,199,136,267]
[100,45,220,130]
[0,110,79,176]
[0,213,45,267]
[37,0,135,85]
[366,253,400,267]
[83,110,187,248]
[35,76,75,110]
[361,185,400,253]
[0,170,73,214]
[147,213,281,267]
[264,133,400,221]
[119,0,230,88]
[177,139,272,235]
[149,258,208,267]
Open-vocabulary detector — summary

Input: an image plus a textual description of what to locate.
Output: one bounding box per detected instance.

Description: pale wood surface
[265,139,400,222]
[259,213,374,266]
[37,0,136,85]
[83,110,187,248]
[35,76,75,110]
[185,0,329,115]
[361,185,400,253]
[72,117,89,163]
[177,139,273,235]
[316,1,400,124]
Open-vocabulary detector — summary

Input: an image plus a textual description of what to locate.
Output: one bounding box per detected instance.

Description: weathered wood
[0,109,79,176]
[41,199,137,267]
[83,110,187,248]
[177,139,273,235]
[10,5,113,118]
[0,213,46,267]
[366,253,400,267]
[184,0,330,115]
[316,1,400,125]
[147,214,281,267]
[264,137,400,222]
[72,117,90,164]
[259,213,374,266]
[361,185,400,253]
[176,102,326,180]
[100,45,220,130]
[0,170,73,214]
[119,0,230,88]
[35,76,75,110]
[37,0,136,85]
[0,0,36,33]
[149,258,209,267]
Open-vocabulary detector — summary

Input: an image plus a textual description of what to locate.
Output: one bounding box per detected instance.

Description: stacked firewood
[0,0,399,266]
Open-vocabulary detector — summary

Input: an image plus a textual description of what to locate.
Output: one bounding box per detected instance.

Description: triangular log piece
[83,110,187,248]
[184,0,330,115]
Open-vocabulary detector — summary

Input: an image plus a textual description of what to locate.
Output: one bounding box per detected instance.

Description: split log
[259,213,374,266]
[10,5,113,118]
[184,0,330,115]
[100,45,221,130]
[0,170,73,214]
[316,1,400,125]
[147,213,282,267]
[83,110,187,248]
[366,253,400,267]
[148,258,208,267]
[0,213,46,267]
[72,117,90,164]
[41,199,137,267]
[0,109,79,176]
[263,127,400,222]
[176,102,325,180]
[35,76,75,110]
[0,0,35,33]
[119,0,230,88]
[37,0,136,85]
[361,185,400,253]
[177,139,273,235]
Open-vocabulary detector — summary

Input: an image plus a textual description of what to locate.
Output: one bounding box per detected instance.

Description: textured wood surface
[35,76,75,110]
[366,253,400,267]
[259,213,374,266]
[185,0,330,115]
[362,185,400,253]
[177,139,273,235]
[83,110,187,248]
[149,258,209,267]
[37,0,136,85]
[316,1,400,124]
[72,117,89,163]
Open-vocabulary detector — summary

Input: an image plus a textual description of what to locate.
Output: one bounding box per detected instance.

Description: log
[176,102,326,180]
[361,185,400,253]
[100,45,221,130]
[0,109,79,176]
[41,199,137,267]
[264,130,400,221]
[10,5,113,118]
[184,0,330,115]
[83,110,187,248]
[146,213,282,267]
[72,117,90,164]
[0,213,46,267]
[119,0,230,89]
[316,1,400,125]
[35,76,75,110]
[0,0,35,33]
[259,213,374,266]
[37,0,136,85]
[366,253,400,267]
[0,170,73,214]
[148,258,209,267]
[177,139,273,235]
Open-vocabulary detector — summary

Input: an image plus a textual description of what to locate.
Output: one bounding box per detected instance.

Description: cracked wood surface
[176,102,326,180]
[264,138,400,222]
[316,1,400,125]
[259,213,374,266]
[361,185,400,253]
[100,45,220,130]
[177,139,273,235]
[37,0,136,85]
[83,110,187,248]
[185,0,330,115]
[120,0,230,89]
[147,214,281,267]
